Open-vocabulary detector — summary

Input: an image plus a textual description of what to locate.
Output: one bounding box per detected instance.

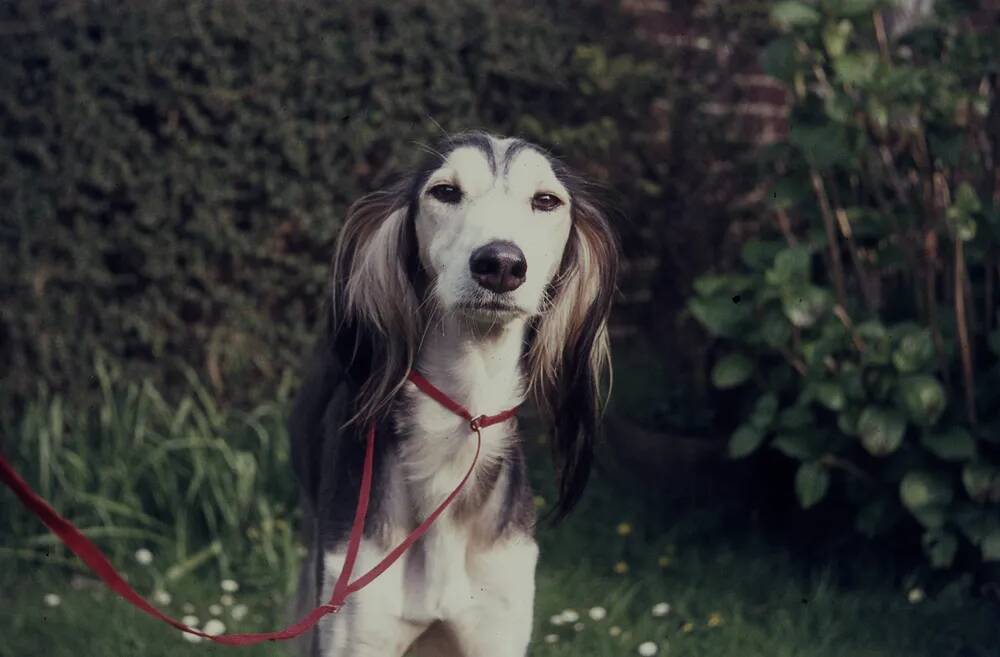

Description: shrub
[689,0,1000,572]
[0,0,668,419]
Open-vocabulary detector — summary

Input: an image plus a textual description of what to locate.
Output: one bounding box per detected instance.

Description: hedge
[1,0,676,419]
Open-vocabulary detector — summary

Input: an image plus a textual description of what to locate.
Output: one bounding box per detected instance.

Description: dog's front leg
[314,544,428,657]
[446,535,539,657]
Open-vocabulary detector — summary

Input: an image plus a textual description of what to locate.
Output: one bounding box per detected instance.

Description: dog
[289,130,619,656]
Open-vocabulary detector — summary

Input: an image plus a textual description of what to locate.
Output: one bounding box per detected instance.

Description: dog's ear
[527,190,620,522]
[330,179,422,428]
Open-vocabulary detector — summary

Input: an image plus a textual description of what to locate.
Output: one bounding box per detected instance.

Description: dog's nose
[469,241,527,293]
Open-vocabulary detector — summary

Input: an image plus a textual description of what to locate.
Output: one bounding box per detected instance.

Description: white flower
[182,632,202,643]
[203,619,226,636]
[134,548,153,565]
[573,622,585,632]
[231,603,249,621]
[182,602,196,614]
[559,609,580,623]
[543,634,559,644]
[153,590,172,606]
[43,593,61,608]
[907,587,926,604]
[638,641,659,656]
[221,579,240,593]
[209,604,223,616]
[609,625,623,637]
[181,615,199,627]
[220,593,234,606]
[588,606,607,621]
[651,602,671,617]
[549,614,565,626]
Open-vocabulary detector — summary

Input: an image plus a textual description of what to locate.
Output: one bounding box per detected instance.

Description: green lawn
[1,372,996,656]
[3,448,996,657]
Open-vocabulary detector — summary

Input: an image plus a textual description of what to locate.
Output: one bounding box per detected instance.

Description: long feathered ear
[527,192,620,522]
[329,179,423,428]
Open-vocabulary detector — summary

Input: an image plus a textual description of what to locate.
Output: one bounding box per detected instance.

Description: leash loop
[469,415,486,432]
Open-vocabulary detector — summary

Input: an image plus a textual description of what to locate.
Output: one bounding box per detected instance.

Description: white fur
[416,141,573,319]
[312,136,576,656]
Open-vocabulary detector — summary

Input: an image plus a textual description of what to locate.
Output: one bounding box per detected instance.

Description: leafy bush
[0,0,667,420]
[689,0,1000,572]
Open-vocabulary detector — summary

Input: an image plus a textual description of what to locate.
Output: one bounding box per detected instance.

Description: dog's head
[330,131,619,519]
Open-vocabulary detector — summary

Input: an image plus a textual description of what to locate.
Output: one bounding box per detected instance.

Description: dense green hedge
[0,0,674,418]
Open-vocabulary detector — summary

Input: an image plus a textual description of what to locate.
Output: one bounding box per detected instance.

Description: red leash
[0,370,519,646]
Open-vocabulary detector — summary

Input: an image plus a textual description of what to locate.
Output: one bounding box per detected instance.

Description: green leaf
[837,408,860,436]
[760,310,793,348]
[749,393,779,429]
[812,380,846,411]
[858,405,906,456]
[857,320,891,365]
[760,37,798,83]
[711,353,754,389]
[954,182,982,215]
[900,470,954,512]
[891,328,935,373]
[778,405,815,430]
[772,432,826,460]
[822,20,853,58]
[688,296,753,338]
[729,424,766,459]
[766,246,812,287]
[693,274,754,298]
[896,375,947,427]
[832,52,879,86]
[795,461,830,508]
[983,531,1000,561]
[740,239,784,271]
[922,529,958,569]
[920,427,976,462]
[962,463,1000,503]
[771,1,822,27]
[782,285,833,328]
[789,123,853,168]
[953,504,999,545]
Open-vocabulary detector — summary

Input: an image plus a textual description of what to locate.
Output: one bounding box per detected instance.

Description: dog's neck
[413,314,528,415]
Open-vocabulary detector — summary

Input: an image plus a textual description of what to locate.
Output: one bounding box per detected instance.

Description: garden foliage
[0,0,668,421]
[690,0,1000,572]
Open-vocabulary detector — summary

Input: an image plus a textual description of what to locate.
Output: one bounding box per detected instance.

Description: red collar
[0,369,520,646]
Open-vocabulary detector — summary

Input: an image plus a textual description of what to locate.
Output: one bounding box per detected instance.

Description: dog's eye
[428,184,462,204]
[532,193,563,212]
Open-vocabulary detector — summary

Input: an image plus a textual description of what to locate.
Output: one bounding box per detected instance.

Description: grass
[2,364,997,656]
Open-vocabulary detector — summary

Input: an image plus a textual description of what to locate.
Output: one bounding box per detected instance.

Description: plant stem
[810,169,848,308]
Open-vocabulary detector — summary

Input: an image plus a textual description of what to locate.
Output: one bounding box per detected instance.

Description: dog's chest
[389,381,519,621]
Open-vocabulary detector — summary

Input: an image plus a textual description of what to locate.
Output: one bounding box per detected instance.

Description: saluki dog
[289,130,618,656]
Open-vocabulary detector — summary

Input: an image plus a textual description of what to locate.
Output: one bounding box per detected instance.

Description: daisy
[588,606,607,621]
[203,619,226,636]
[134,548,153,565]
